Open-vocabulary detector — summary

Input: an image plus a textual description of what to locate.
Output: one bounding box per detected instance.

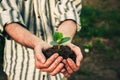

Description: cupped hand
[61,43,83,77]
[34,41,64,76]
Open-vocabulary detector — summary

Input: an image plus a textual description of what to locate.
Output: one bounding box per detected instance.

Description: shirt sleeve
[0,0,25,37]
[53,0,82,31]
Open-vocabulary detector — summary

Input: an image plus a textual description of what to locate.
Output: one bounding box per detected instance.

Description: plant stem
[58,44,60,49]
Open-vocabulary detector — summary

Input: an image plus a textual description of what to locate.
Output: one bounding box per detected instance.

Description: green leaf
[50,41,58,46]
[53,32,63,41]
[58,37,71,44]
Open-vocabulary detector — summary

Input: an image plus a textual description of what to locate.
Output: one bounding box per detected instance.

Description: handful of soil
[43,45,76,62]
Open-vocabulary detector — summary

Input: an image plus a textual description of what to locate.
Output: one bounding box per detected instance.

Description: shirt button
[38,16,40,18]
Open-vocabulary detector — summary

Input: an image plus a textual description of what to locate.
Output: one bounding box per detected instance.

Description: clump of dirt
[43,45,76,62]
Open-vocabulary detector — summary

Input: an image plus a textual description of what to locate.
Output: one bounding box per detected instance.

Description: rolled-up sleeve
[0,0,25,36]
[54,0,82,31]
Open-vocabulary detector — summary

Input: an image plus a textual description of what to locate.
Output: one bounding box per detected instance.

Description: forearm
[5,23,43,49]
[57,20,77,42]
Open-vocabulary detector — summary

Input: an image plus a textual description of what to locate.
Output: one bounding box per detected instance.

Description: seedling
[43,31,76,62]
[50,32,71,49]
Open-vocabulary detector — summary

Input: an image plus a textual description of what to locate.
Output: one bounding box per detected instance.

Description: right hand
[60,43,83,78]
[34,41,64,76]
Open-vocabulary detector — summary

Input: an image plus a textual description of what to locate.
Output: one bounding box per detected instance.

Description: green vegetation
[50,32,71,49]
[78,6,120,38]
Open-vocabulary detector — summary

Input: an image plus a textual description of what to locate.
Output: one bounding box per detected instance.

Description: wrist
[33,38,44,49]
[57,20,76,41]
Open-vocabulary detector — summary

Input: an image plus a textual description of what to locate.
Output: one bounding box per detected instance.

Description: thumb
[34,46,46,63]
[67,43,83,67]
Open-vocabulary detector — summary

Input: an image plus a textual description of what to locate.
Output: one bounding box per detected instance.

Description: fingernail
[61,69,66,73]
[59,56,63,59]
[68,58,73,61]
[55,53,59,56]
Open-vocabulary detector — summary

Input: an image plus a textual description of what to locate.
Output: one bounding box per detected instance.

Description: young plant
[43,31,76,62]
[50,32,71,49]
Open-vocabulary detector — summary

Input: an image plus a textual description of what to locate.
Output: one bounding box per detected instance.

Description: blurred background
[0,0,120,80]
[69,0,120,80]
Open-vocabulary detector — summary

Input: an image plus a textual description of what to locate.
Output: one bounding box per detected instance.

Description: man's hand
[34,42,64,76]
[61,43,83,77]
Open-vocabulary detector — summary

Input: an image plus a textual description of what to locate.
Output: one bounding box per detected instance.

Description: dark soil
[43,45,76,62]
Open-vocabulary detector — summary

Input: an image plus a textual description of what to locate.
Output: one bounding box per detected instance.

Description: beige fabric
[0,0,82,80]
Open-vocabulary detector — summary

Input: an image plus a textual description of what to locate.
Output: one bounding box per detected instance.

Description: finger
[69,45,83,67]
[35,48,46,63]
[62,59,73,74]
[35,53,59,69]
[62,71,71,78]
[60,68,66,73]
[41,56,63,72]
[43,53,59,68]
[74,48,83,67]
[35,56,43,69]
[67,58,79,72]
[50,63,64,76]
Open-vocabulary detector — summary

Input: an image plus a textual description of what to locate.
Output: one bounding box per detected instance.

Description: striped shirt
[0,0,82,80]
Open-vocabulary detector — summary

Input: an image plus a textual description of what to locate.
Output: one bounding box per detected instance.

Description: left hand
[61,43,83,77]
